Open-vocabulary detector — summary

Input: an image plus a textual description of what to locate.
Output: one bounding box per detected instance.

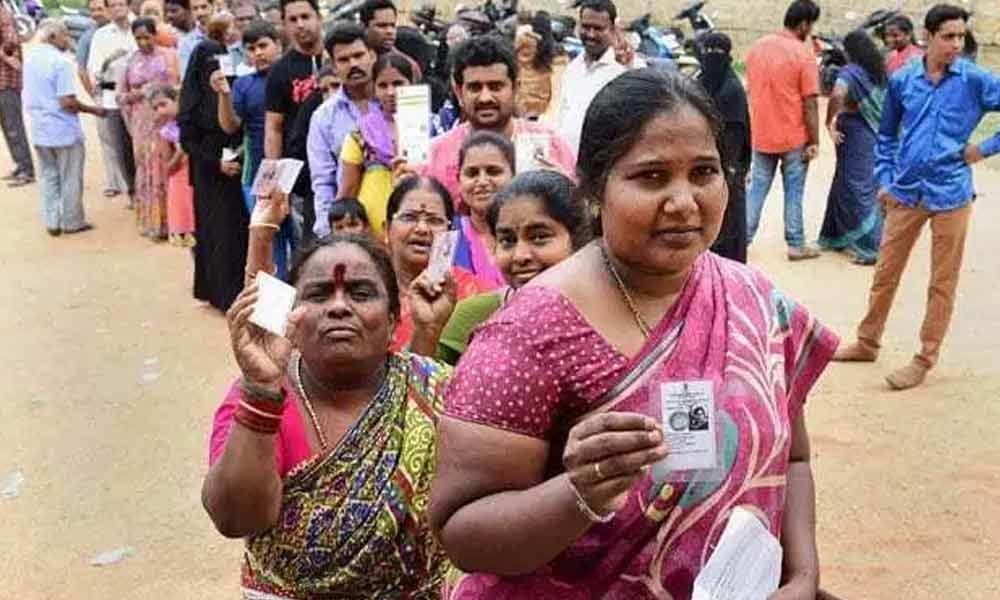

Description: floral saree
[444,252,839,599]
[234,353,452,599]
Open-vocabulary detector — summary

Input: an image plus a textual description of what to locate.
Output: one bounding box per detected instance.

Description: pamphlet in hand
[251,158,305,197]
[101,89,118,110]
[249,272,297,337]
[221,147,240,163]
[396,84,431,164]
[515,132,550,173]
[215,53,236,77]
[425,230,459,285]
[692,507,782,600]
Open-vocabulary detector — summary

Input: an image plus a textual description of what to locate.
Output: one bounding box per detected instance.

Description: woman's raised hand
[563,412,669,517]
[251,189,290,228]
[392,157,420,182]
[409,269,458,335]
[226,283,305,391]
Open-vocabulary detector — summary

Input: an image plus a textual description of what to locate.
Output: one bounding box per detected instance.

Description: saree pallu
[445,252,839,599]
[241,353,452,599]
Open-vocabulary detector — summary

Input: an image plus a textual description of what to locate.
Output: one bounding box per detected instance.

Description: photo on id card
[652,380,724,483]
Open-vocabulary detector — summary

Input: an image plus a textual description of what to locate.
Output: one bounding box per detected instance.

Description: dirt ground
[1,106,999,598]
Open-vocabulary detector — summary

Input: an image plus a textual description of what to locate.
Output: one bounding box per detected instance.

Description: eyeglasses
[394,211,450,229]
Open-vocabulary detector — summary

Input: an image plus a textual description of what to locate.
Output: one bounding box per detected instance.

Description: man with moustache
[163,0,193,38]
[554,0,626,155]
[359,0,420,78]
[265,0,324,240]
[421,35,576,205]
[306,22,375,237]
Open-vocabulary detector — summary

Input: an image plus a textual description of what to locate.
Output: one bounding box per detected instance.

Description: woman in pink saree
[430,69,839,599]
[117,17,179,239]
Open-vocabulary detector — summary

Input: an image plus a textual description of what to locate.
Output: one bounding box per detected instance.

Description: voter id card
[653,380,722,480]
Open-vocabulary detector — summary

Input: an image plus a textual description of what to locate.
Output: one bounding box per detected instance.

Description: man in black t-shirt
[265,0,324,241]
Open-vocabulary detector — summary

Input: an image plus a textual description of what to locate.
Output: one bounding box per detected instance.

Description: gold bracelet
[248,223,280,231]
[567,477,616,524]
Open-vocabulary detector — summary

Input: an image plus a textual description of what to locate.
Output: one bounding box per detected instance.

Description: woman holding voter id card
[203,230,454,598]
[430,69,839,599]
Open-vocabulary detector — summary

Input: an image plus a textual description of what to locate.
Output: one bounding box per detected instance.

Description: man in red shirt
[745,0,821,261]
[0,3,34,186]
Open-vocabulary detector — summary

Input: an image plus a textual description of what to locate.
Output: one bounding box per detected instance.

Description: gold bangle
[248,223,280,231]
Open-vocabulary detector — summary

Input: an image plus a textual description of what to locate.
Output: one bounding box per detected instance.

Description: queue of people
[3,0,999,597]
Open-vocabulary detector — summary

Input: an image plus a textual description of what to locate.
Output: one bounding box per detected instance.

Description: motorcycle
[622,1,714,77]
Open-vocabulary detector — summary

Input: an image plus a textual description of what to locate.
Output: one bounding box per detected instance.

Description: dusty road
[1,114,998,598]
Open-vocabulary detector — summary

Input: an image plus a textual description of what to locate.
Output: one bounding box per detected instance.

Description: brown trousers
[856,198,972,368]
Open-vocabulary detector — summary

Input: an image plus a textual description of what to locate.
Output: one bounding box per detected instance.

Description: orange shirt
[745,30,819,154]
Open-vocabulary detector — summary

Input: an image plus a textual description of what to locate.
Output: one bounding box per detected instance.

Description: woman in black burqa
[698,32,750,263]
[177,23,249,311]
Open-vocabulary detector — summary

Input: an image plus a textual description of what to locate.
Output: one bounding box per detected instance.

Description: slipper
[103,189,121,197]
[2,170,23,181]
[63,223,95,235]
[7,176,34,188]
[46,228,62,237]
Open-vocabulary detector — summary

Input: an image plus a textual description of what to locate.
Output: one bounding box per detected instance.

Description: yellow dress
[340,133,394,237]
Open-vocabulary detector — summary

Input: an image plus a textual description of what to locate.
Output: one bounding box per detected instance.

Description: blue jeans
[746,147,809,248]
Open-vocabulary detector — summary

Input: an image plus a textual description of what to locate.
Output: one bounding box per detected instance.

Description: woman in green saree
[202,223,457,598]
[435,170,593,364]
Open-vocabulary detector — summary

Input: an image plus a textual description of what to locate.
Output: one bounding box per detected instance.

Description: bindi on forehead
[332,263,346,286]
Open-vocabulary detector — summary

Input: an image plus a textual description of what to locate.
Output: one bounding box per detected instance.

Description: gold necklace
[599,244,652,338]
[295,354,330,452]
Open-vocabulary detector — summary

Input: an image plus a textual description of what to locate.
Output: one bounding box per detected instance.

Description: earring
[589,200,601,220]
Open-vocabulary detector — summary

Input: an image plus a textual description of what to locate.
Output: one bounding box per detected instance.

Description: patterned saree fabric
[211,353,452,599]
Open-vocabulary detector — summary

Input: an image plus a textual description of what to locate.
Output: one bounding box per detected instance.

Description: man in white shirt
[555,0,625,155]
[86,0,135,206]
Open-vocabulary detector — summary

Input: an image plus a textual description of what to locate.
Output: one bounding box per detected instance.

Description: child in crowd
[317,65,341,101]
[150,85,195,247]
[328,198,371,237]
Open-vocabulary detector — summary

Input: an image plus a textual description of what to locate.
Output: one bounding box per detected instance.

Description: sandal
[103,189,121,198]
[7,175,34,188]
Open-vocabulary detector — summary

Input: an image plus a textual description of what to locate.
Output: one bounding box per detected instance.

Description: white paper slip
[215,53,236,77]
[249,272,297,337]
[692,507,782,600]
[250,158,304,197]
[657,380,718,472]
[425,230,459,284]
[221,147,240,163]
[396,84,431,163]
[101,89,118,110]
[515,132,550,173]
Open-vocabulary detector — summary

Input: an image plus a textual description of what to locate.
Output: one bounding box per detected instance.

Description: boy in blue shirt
[211,21,296,278]
[834,4,1000,390]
